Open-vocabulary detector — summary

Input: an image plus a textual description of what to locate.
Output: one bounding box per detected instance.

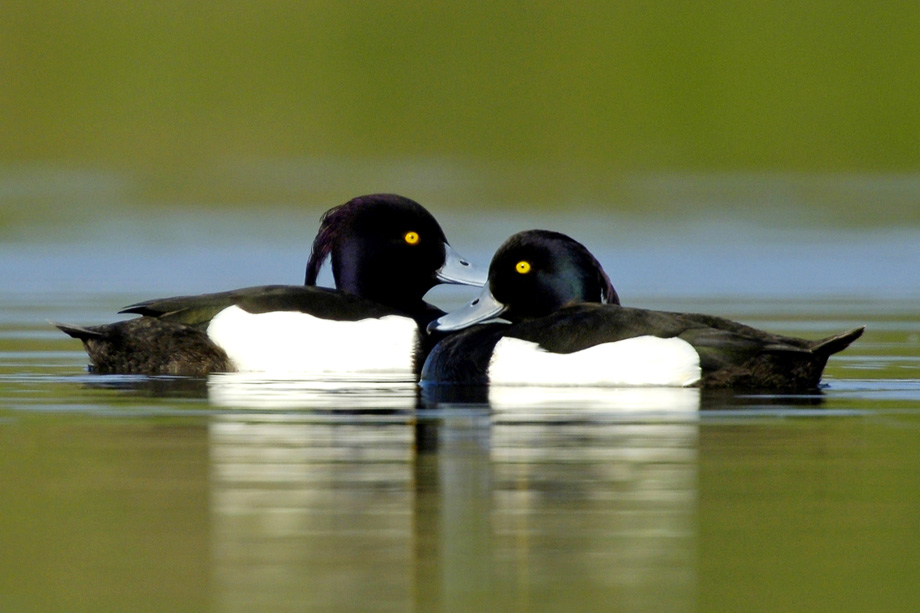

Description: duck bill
[435,244,488,287]
[428,286,508,333]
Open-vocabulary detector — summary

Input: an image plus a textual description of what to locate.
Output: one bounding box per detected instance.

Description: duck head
[305,194,485,309]
[429,230,619,332]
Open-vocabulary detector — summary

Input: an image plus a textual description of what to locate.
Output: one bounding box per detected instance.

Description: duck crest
[305,200,350,285]
[591,251,619,305]
[304,194,395,286]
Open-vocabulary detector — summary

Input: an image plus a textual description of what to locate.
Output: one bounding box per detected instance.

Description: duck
[56,194,486,377]
[421,230,864,390]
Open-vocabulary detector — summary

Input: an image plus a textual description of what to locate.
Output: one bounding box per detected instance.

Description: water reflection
[489,384,701,416]
[71,373,210,399]
[208,381,698,611]
[209,412,417,611]
[486,419,697,611]
[207,372,418,410]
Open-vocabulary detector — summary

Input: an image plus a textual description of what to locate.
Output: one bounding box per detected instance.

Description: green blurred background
[2,1,919,231]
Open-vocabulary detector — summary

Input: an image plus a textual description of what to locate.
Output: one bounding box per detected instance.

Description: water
[2,210,920,612]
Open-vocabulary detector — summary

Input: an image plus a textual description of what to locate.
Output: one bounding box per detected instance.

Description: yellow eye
[404,231,420,245]
[515,260,531,274]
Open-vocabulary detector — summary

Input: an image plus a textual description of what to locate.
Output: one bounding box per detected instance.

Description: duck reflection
[209,411,417,611]
[207,372,419,410]
[208,381,697,611]
[489,384,701,415]
[486,408,697,610]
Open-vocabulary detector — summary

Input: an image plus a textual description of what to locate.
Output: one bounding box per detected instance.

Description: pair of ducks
[58,194,864,390]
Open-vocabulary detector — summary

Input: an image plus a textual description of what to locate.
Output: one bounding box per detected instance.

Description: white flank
[207,306,419,374]
[487,335,701,387]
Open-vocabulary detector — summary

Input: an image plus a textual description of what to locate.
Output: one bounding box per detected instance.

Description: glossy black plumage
[422,230,865,390]
[56,194,484,376]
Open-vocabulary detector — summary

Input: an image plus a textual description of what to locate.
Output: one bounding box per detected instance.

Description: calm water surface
[2,212,919,612]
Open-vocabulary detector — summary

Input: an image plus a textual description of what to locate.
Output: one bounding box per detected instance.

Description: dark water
[2,212,919,612]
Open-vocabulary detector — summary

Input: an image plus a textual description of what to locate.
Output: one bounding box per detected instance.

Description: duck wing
[121,285,399,327]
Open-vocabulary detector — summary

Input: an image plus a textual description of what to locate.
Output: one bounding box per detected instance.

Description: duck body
[422,304,864,390]
[60,285,432,376]
[422,230,864,391]
[56,195,485,376]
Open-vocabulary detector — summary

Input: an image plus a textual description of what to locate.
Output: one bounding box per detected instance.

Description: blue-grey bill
[435,244,488,287]
[428,286,508,332]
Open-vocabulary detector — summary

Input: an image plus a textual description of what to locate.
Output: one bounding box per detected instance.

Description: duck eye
[515,260,531,274]
[404,231,420,245]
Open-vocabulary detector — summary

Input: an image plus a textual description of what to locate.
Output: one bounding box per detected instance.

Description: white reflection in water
[209,413,417,612]
[487,418,697,611]
[489,384,701,417]
[209,384,698,611]
[207,372,418,410]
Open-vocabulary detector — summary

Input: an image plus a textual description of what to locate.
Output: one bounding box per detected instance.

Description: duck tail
[810,326,865,358]
[52,321,104,341]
